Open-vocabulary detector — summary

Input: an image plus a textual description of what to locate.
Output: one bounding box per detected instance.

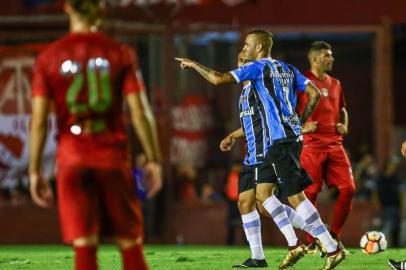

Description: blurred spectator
[132,153,148,202]
[225,160,242,245]
[354,152,378,200]
[0,169,31,205]
[176,164,199,202]
[373,156,402,247]
[201,182,223,204]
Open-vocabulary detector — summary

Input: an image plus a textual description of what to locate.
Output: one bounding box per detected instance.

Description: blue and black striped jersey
[239,82,269,165]
[231,58,309,145]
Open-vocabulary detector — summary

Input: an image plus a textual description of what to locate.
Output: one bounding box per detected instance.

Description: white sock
[241,210,265,260]
[262,195,298,247]
[296,199,337,253]
[284,205,313,236]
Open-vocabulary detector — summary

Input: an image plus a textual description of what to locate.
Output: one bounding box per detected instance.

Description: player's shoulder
[273,59,299,72]
[326,74,341,85]
[303,70,315,79]
[88,32,130,54]
[238,60,262,72]
[95,32,129,50]
[244,59,263,67]
[36,35,69,59]
[251,57,280,70]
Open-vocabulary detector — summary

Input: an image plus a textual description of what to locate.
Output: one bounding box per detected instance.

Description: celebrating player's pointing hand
[175,57,195,69]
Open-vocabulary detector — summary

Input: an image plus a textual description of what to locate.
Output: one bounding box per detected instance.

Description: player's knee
[338,186,355,212]
[304,190,319,204]
[339,185,355,199]
[256,202,270,217]
[237,197,256,214]
[255,192,267,204]
[255,185,276,204]
[72,234,99,247]
[116,236,143,250]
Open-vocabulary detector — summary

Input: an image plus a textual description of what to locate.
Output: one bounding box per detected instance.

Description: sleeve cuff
[31,88,49,97]
[230,71,240,84]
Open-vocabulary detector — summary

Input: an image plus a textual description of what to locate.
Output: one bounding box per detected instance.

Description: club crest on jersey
[321,88,329,97]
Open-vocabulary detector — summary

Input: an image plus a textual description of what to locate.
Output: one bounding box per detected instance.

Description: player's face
[316,49,334,72]
[237,51,246,67]
[242,34,258,61]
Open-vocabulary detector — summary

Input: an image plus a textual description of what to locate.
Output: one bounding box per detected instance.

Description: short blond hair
[246,29,274,55]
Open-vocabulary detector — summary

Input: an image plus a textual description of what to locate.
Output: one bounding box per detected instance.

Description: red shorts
[56,163,143,244]
[300,145,355,194]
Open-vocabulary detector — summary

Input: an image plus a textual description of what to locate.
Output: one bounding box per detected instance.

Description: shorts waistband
[273,135,303,145]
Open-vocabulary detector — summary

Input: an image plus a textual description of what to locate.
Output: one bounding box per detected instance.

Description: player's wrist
[146,159,161,165]
[29,168,41,176]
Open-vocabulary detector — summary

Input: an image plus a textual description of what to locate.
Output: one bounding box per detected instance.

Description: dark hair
[67,0,103,23]
[309,41,332,52]
[246,29,274,54]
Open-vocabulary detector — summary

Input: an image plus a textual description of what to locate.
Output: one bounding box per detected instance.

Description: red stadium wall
[1,0,406,25]
[0,204,60,244]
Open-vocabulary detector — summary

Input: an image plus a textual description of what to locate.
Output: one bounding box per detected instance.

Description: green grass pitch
[0,245,404,269]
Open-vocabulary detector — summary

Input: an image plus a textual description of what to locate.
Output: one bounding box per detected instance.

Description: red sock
[331,186,355,237]
[74,246,98,270]
[122,245,148,270]
[304,191,318,244]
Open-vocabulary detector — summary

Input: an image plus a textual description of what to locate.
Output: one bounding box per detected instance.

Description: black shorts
[264,138,313,198]
[238,163,277,194]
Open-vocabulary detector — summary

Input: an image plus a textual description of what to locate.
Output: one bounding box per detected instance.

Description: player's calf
[72,234,99,270]
[117,237,148,270]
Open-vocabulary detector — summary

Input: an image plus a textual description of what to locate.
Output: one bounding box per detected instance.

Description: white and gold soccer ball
[359,231,387,254]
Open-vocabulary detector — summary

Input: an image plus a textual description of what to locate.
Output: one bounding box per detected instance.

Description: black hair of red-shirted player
[67,0,103,23]
[309,41,332,52]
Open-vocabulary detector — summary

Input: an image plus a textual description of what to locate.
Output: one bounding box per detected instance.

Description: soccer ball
[359,231,387,254]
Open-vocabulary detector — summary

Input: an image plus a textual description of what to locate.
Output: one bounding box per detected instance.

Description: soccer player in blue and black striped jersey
[220,51,317,269]
[176,29,345,270]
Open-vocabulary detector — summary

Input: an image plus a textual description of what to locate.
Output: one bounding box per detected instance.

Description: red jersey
[32,32,144,168]
[296,71,346,150]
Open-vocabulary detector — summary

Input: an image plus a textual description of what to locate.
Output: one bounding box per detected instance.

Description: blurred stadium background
[1,0,406,252]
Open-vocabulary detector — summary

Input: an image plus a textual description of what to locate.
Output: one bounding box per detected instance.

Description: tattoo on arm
[301,83,321,124]
[193,62,236,85]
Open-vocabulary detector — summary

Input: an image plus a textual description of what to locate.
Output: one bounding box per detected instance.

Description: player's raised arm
[300,82,321,125]
[175,57,236,85]
[220,128,244,152]
[29,96,54,208]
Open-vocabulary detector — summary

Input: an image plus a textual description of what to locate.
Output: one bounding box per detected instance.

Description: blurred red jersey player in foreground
[29,1,162,269]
